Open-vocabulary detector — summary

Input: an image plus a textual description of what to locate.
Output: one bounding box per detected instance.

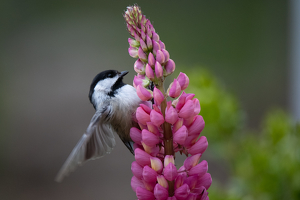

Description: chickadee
[55,70,142,182]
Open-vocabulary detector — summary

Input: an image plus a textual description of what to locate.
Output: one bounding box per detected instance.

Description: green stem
[156,81,174,196]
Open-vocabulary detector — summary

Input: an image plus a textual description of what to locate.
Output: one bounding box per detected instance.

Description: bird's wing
[55,106,116,182]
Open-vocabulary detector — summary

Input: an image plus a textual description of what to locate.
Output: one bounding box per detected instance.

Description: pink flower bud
[131,176,145,192]
[135,148,151,166]
[134,59,145,74]
[137,85,153,101]
[128,38,139,47]
[183,116,195,127]
[175,184,190,200]
[164,59,175,76]
[141,24,146,33]
[146,25,153,38]
[188,160,208,177]
[178,100,195,119]
[153,87,164,106]
[183,176,198,191]
[183,154,202,171]
[156,50,165,64]
[165,105,178,124]
[142,129,159,146]
[131,161,143,179]
[173,118,184,133]
[153,104,162,114]
[196,173,212,190]
[152,32,160,42]
[143,180,156,192]
[146,122,160,135]
[142,142,160,157]
[159,40,165,49]
[157,175,168,188]
[140,103,152,114]
[184,134,199,149]
[150,110,164,127]
[148,52,155,67]
[138,46,148,62]
[164,162,178,181]
[162,49,170,63]
[164,155,175,167]
[154,184,169,200]
[173,125,188,145]
[152,40,161,56]
[188,136,208,155]
[168,79,181,98]
[134,32,141,42]
[174,91,188,111]
[146,35,153,50]
[146,64,155,80]
[193,98,201,115]
[130,127,142,144]
[175,174,187,189]
[177,72,189,90]
[129,46,138,58]
[143,165,158,183]
[136,187,155,200]
[140,38,148,52]
[188,115,205,136]
[136,107,151,125]
[141,31,146,41]
[155,61,163,78]
[150,157,163,173]
[133,75,150,88]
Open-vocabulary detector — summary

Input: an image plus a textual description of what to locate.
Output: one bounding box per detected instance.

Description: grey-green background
[0,0,288,199]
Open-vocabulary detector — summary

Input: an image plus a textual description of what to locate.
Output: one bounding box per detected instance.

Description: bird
[55,70,142,182]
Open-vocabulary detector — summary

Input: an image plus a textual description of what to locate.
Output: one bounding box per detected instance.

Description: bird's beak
[120,71,129,77]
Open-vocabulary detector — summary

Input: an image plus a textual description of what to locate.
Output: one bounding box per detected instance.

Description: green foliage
[184,67,300,200]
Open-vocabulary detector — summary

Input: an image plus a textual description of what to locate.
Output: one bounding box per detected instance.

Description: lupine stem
[156,82,175,196]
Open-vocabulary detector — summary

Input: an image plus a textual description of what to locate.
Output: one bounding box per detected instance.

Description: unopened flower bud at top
[148,52,155,67]
[177,72,189,90]
[128,46,138,58]
[167,79,181,98]
[164,59,175,76]
[133,75,150,88]
[152,32,160,42]
[146,35,153,50]
[155,50,165,64]
[139,38,148,52]
[153,87,164,106]
[136,85,153,101]
[155,61,163,78]
[159,40,165,49]
[161,49,170,63]
[138,46,147,62]
[152,40,161,56]
[134,59,145,75]
[128,38,139,47]
[145,63,155,80]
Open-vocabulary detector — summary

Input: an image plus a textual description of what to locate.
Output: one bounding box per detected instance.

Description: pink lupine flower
[168,79,181,98]
[125,5,210,199]
[137,85,153,101]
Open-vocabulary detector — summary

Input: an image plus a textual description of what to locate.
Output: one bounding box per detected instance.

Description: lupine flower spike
[125,5,211,199]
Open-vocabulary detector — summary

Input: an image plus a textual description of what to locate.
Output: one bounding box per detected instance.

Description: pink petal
[142,129,160,146]
[165,105,178,125]
[183,176,198,190]
[168,79,181,98]
[148,52,155,67]
[153,87,164,106]
[129,46,138,58]
[136,187,155,200]
[173,118,184,133]
[135,148,151,166]
[176,72,189,90]
[136,107,151,125]
[128,38,139,47]
[188,136,208,155]
[152,32,160,42]
[154,184,169,200]
[143,165,158,183]
[150,157,163,174]
[156,50,165,64]
[130,127,142,144]
[152,40,161,56]
[146,122,160,135]
[131,176,145,192]
[140,103,152,114]
[178,100,195,119]
[140,38,148,51]
[188,115,205,136]
[174,184,190,200]
[138,46,147,62]
[188,160,208,177]
[164,162,178,181]
[143,180,156,192]
[173,125,188,145]
[146,64,155,79]
[155,61,163,78]
[159,40,166,49]
[167,197,177,200]
[183,154,202,171]
[142,142,160,157]
[162,49,170,63]
[131,161,143,179]
[175,174,187,190]
[137,85,153,101]
[133,75,150,88]
[164,155,175,167]
[164,59,175,76]
[193,98,200,115]
[175,91,188,111]
[184,134,199,149]
[146,35,153,50]
[157,175,168,188]
[153,104,162,114]
[187,193,198,200]
[196,173,212,190]
[134,59,145,74]
[150,110,164,127]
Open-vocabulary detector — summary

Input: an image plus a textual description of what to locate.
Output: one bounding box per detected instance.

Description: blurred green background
[0,0,296,199]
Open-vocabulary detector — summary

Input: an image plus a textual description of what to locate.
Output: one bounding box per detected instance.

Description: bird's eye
[107,73,113,78]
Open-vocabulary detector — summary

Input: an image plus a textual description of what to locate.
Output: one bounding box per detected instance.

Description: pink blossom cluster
[124,5,211,199]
